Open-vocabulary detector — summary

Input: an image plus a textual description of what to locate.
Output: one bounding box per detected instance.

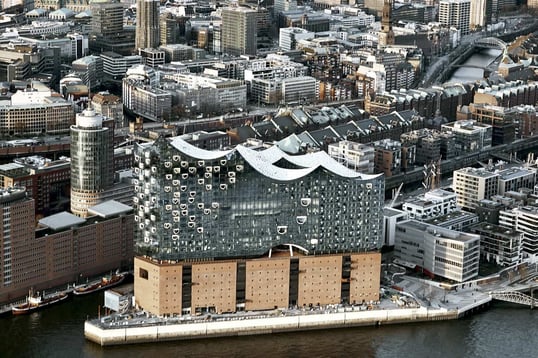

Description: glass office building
[70,109,114,217]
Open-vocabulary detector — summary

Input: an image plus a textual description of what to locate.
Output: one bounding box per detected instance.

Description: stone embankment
[86,302,493,346]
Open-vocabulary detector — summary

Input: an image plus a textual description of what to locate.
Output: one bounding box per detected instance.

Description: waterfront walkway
[84,275,489,345]
[84,262,538,345]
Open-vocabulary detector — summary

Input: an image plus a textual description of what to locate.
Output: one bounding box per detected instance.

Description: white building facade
[395,220,480,282]
[439,0,471,35]
[453,167,499,211]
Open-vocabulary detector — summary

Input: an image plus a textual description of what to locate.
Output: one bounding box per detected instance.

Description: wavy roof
[170,137,381,182]
[170,137,233,160]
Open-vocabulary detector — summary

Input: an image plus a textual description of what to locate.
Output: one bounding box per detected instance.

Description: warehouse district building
[133,137,385,316]
[0,188,133,303]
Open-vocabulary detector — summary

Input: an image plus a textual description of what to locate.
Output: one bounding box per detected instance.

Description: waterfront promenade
[85,303,462,346]
[84,285,489,346]
[84,261,538,346]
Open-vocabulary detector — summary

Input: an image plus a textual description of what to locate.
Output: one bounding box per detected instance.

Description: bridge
[489,289,538,308]
[473,37,507,51]
[450,63,492,70]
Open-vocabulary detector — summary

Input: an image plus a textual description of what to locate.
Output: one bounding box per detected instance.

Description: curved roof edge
[168,137,383,181]
[170,137,234,160]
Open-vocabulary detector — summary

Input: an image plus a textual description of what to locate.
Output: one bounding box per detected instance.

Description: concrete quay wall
[85,307,460,346]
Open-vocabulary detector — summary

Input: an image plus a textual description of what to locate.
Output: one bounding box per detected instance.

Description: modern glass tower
[70,109,114,217]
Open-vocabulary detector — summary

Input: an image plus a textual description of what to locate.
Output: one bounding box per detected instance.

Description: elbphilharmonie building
[133,136,384,315]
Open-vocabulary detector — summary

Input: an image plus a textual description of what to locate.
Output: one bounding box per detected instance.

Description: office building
[313,0,341,8]
[383,207,408,247]
[100,52,142,81]
[91,91,124,128]
[138,48,165,68]
[394,220,480,282]
[279,27,314,51]
[500,205,538,258]
[122,65,172,122]
[439,0,471,35]
[514,105,538,139]
[497,167,536,196]
[160,12,187,46]
[425,210,479,232]
[221,6,257,56]
[470,222,522,266]
[71,55,103,90]
[133,137,384,315]
[454,167,499,211]
[70,109,114,217]
[400,129,447,165]
[441,120,492,156]
[0,87,74,137]
[90,0,123,37]
[470,0,492,29]
[364,0,385,17]
[402,189,458,221]
[159,72,247,115]
[475,199,504,224]
[19,34,88,61]
[0,42,61,83]
[135,0,160,49]
[279,11,330,32]
[372,139,401,177]
[274,0,297,15]
[468,103,516,145]
[327,140,375,174]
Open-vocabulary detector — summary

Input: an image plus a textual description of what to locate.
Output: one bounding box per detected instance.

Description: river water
[0,293,536,358]
[447,48,503,84]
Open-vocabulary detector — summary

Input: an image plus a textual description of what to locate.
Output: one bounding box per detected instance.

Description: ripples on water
[463,304,538,358]
[0,298,536,358]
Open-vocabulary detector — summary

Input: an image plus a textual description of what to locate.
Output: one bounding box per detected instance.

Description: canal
[446,48,503,84]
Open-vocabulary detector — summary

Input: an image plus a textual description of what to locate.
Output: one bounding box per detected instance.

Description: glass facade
[70,109,114,217]
[133,137,384,261]
[70,111,114,192]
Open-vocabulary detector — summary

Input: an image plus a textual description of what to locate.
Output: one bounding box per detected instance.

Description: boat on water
[12,290,69,315]
[73,273,125,296]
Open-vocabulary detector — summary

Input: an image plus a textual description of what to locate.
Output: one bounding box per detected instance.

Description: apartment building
[453,167,499,211]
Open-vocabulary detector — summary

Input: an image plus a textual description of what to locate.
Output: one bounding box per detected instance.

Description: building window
[139,268,149,280]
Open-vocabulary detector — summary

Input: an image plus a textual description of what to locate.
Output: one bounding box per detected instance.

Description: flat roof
[399,219,479,243]
[384,207,405,217]
[455,167,499,178]
[87,200,133,218]
[0,163,25,171]
[39,212,85,231]
[498,167,534,180]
